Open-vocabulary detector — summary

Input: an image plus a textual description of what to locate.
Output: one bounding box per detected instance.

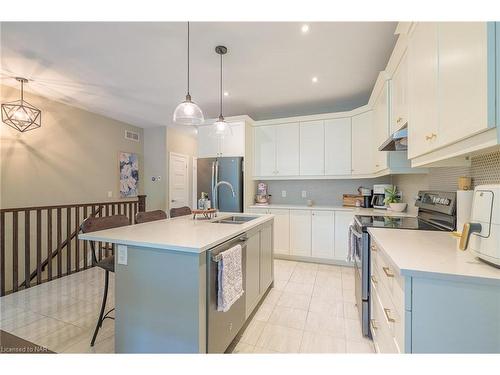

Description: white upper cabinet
[324,118,352,175]
[300,120,325,175]
[221,122,245,156]
[407,22,440,159]
[351,111,374,175]
[275,123,300,176]
[311,210,335,259]
[373,81,390,173]
[390,52,409,133]
[198,122,245,158]
[254,125,276,176]
[438,22,489,146]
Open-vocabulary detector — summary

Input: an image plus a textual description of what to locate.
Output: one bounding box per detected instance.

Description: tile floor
[0,259,374,354]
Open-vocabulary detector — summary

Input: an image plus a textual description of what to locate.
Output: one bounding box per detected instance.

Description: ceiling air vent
[125,130,140,142]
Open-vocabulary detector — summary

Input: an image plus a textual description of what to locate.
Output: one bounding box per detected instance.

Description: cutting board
[343,194,364,207]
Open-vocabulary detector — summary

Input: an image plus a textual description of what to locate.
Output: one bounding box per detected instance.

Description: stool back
[135,210,167,224]
[169,206,192,218]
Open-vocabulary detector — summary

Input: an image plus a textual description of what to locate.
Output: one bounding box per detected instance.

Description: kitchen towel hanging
[217,244,244,312]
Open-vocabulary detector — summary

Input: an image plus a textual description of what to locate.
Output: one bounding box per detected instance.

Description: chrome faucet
[214,180,235,209]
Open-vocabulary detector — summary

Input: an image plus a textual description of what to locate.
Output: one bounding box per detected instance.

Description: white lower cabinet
[289,210,312,257]
[247,207,353,263]
[334,211,354,260]
[311,210,335,259]
[269,209,290,255]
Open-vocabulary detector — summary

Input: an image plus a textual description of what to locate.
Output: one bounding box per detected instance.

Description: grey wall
[260,177,391,206]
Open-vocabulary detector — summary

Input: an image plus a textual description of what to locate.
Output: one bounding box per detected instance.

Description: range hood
[379,124,408,151]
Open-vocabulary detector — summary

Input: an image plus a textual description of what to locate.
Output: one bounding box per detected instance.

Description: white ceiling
[0,22,397,128]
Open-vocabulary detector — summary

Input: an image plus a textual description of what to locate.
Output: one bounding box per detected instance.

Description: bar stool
[80,214,129,347]
[135,209,167,224]
[169,206,192,218]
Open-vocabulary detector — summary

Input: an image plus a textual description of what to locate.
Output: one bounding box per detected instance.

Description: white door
[407,22,439,158]
[311,210,335,259]
[438,22,488,146]
[275,123,300,176]
[289,210,311,257]
[334,211,354,261]
[269,208,290,255]
[220,122,245,157]
[300,120,325,175]
[197,125,221,158]
[254,126,276,177]
[169,152,190,209]
[324,117,351,175]
[351,111,373,175]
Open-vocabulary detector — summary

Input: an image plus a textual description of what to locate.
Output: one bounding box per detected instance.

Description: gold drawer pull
[371,275,378,284]
[425,133,437,141]
[370,245,377,252]
[384,308,396,323]
[382,266,394,278]
[370,319,378,330]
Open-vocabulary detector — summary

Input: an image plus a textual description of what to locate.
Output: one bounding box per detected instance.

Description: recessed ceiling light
[301,24,310,33]
[224,91,229,97]
[312,76,318,83]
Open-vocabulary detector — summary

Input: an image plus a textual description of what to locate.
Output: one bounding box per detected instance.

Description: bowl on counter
[389,202,407,212]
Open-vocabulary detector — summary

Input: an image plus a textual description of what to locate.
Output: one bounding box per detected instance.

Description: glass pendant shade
[1,78,41,132]
[173,94,204,125]
[212,115,232,138]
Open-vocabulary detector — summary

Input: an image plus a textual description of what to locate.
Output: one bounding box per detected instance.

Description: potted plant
[384,186,407,212]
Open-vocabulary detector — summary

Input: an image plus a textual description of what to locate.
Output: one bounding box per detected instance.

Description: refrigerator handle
[214,160,219,209]
[211,161,215,207]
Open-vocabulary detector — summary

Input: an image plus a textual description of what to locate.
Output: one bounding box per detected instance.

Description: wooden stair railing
[0,195,146,297]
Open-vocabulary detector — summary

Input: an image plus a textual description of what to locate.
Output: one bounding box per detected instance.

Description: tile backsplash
[258,149,500,209]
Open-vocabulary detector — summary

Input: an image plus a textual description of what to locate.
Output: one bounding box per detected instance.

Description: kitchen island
[368,228,500,353]
[79,212,274,353]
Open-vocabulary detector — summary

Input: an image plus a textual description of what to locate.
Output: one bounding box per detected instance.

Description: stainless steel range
[352,191,457,338]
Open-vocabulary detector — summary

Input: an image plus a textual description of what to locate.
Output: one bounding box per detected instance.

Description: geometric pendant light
[173,22,205,126]
[213,45,231,138]
[1,77,41,132]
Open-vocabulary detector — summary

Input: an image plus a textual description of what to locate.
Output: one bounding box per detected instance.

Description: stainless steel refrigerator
[196,157,244,213]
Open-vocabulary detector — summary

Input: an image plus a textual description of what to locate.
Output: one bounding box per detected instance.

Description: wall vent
[125,130,140,142]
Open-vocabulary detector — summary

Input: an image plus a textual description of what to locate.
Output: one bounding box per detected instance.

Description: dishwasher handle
[211,236,248,262]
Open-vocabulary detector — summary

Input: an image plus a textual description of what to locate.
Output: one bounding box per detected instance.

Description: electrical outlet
[281,190,287,198]
[301,191,307,198]
[107,191,113,198]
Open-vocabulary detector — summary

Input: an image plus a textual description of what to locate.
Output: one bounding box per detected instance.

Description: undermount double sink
[211,215,259,225]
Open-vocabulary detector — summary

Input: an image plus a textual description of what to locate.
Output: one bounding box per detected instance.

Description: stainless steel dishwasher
[206,234,247,353]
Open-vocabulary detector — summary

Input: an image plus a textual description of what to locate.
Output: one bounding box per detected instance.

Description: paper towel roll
[456,190,474,234]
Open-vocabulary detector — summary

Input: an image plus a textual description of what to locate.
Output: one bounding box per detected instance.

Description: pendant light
[213,45,231,137]
[173,22,204,125]
[1,77,41,132]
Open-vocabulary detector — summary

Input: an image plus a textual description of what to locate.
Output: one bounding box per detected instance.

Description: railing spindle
[83,206,88,269]
[66,207,71,275]
[12,212,18,292]
[75,206,80,272]
[36,210,42,285]
[0,211,5,296]
[57,208,62,278]
[47,209,52,281]
[24,210,31,289]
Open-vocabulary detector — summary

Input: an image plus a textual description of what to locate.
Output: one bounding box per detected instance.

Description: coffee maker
[371,184,393,209]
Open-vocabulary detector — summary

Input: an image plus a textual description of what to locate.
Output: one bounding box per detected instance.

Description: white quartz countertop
[79,212,274,254]
[368,228,500,284]
[248,204,416,217]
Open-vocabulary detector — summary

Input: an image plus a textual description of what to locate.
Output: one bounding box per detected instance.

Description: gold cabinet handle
[382,266,394,278]
[425,133,437,141]
[384,308,396,323]
[371,275,378,284]
[396,117,403,124]
[370,245,377,252]
[370,319,378,330]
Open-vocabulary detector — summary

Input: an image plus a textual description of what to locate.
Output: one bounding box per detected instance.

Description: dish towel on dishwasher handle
[217,244,244,312]
[347,221,359,263]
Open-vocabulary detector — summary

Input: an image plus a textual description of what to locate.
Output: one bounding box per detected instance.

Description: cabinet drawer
[371,287,399,353]
[371,242,404,310]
